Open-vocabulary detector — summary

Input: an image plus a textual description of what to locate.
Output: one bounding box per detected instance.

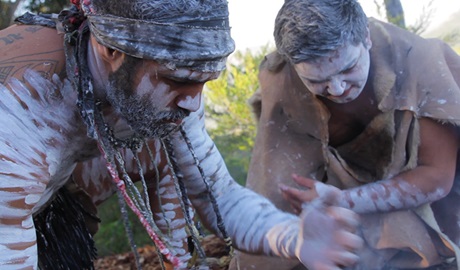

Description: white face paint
[135,72,175,107]
[294,39,372,104]
[176,95,201,111]
[104,58,220,138]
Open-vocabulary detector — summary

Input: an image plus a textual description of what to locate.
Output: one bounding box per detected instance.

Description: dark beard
[105,56,188,139]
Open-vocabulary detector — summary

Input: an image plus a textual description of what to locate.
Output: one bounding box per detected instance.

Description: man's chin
[137,122,181,139]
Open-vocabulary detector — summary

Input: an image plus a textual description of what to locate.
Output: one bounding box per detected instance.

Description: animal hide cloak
[234,18,460,270]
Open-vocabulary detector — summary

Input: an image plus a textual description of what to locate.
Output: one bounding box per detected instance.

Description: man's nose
[175,84,204,112]
[326,78,346,96]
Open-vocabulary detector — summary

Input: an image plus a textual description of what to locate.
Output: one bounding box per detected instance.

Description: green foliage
[0,0,69,30]
[0,0,23,29]
[204,46,272,185]
[25,0,69,14]
[442,32,460,47]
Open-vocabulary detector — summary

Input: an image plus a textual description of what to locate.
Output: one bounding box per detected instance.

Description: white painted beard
[104,56,190,139]
[98,85,186,140]
[109,93,187,139]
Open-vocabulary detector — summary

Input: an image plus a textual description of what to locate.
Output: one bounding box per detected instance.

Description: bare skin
[0,24,66,87]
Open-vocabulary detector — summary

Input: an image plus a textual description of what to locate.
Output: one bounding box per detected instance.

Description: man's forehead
[295,43,363,77]
[152,62,221,81]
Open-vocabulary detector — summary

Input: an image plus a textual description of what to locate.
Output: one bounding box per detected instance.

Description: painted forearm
[198,177,299,256]
[336,178,446,214]
[213,183,299,256]
[170,102,299,258]
[265,217,299,258]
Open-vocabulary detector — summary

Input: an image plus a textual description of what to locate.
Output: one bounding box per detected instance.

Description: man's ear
[365,26,372,49]
[90,36,125,72]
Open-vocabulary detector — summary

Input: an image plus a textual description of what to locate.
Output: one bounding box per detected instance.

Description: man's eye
[163,77,188,85]
[341,65,356,74]
[170,79,187,85]
[307,79,327,85]
[165,77,204,87]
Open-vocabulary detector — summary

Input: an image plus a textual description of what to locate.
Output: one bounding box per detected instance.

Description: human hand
[279,174,342,214]
[296,188,363,270]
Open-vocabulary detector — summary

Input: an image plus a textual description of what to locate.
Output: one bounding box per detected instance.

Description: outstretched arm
[281,117,459,215]
[169,102,363,269]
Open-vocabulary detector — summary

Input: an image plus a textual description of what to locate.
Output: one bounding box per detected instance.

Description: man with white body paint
[0,0,362,269]
[229,0,460,269]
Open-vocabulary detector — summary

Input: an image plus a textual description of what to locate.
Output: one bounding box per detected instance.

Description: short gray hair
[274,0,368,63]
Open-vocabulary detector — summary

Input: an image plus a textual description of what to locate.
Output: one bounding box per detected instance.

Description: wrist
[313,181,348,208]
[336,189,352,209]
[266,218,299,259]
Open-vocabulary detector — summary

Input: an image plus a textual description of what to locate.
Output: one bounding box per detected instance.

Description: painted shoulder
[0,24,66,86]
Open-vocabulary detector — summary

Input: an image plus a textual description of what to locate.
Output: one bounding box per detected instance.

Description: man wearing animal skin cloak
[229,0,460,269]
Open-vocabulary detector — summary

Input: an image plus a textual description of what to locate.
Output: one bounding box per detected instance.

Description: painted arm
[169,102,363,269]
[0,24,89,269]
[0,71,80,269]
[281,117,459,214]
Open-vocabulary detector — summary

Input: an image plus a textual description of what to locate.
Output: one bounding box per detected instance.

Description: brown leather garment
[231,18,460,270]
